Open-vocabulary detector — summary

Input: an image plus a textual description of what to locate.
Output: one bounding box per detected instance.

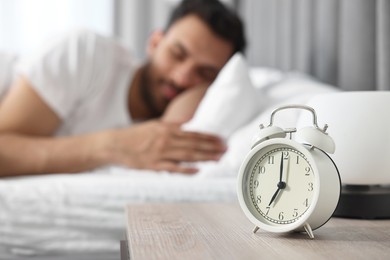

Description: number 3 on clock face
[248,144,315,225]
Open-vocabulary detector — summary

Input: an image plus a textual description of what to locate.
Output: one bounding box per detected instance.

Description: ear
[147,30,164,57]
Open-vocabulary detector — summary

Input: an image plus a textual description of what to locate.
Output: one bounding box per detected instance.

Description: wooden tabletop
[125,203,390,260]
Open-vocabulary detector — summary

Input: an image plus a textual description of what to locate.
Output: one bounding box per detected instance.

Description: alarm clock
[237,105,341,239]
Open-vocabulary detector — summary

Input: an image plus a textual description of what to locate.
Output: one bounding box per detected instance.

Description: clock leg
[252,226,259,233]
[303,223,314,239]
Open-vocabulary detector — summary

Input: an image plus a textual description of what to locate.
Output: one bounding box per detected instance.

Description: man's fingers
[157,129,226,162]
[154,161,198,174]
[162,147,223,162]
[171,129,227,153]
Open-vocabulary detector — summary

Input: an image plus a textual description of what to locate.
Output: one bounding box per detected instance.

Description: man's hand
[102,120,227,174]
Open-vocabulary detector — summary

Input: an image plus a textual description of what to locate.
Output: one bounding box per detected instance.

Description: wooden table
[123,203,390,260]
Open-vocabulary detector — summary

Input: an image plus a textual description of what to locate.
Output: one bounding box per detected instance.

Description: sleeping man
[0,0,246,177]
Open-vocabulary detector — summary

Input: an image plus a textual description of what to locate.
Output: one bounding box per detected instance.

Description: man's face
[142,14,234,116]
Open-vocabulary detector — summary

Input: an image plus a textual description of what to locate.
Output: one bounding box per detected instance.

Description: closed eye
[170,44,186,61]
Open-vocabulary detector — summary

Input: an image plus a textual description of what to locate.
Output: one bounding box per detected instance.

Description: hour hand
[268,188,280,206]
[268,182,286,206]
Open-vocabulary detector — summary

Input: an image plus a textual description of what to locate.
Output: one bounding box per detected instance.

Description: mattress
[0,167,238,259]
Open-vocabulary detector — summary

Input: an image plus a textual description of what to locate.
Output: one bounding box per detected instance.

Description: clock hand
[268,187,280,206]
[268,182,287,206]
[269,153,287,206]
[279,152,284,182]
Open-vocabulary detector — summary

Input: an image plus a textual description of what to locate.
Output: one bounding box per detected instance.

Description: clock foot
[252,226,259,233]
[303,223,314,239]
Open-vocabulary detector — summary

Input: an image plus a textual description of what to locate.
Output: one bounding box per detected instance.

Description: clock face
[243,143,315,226]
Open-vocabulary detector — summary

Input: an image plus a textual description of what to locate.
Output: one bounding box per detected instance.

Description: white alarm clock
[237,105,341,239]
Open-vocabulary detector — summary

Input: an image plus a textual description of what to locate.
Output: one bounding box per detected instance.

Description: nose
[171,60,198,89]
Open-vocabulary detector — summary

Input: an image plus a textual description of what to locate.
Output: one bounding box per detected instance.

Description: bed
[0,53,338,260]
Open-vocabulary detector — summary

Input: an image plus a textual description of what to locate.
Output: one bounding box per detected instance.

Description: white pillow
[183,53,264,139]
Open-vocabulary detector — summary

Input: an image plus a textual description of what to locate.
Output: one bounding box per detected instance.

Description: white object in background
[297,91,390,185]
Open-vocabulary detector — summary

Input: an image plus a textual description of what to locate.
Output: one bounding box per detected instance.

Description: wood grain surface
[125,203,390,260]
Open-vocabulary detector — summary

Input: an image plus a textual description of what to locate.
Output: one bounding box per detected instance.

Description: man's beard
[139,63,164,118]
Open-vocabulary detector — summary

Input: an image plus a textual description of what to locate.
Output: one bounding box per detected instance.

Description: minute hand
[268,153,286,206]
[279,152,284,182]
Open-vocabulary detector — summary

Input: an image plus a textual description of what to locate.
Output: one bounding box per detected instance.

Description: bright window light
[0,0,113,56]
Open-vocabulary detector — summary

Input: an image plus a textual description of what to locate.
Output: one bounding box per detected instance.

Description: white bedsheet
[0,68,339,259]
[0,169,237,258]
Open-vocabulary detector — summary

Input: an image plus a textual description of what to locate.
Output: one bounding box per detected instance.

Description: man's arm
[0,76,107,176]
[0,132,109,176]
[0,77,226,177]
[162,84,208,124]
[0,76,61,135]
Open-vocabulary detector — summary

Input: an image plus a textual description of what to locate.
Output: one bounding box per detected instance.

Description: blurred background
[0,0,114,56]
[0,0,389,91]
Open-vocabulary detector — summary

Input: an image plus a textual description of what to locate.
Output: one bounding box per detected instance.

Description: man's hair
[165,0,246,54]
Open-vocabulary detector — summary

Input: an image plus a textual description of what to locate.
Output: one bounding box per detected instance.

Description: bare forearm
[0,132,110,177]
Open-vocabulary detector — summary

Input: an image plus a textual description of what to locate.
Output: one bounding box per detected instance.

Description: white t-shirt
[0,52,18,101]
[16,30,136,136]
